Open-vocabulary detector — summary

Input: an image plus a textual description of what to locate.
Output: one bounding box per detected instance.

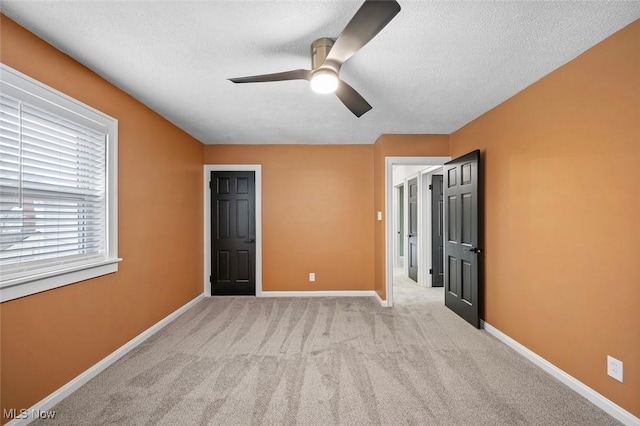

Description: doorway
[391,165,445,304]
[385,157,450,307]
[204,165,263,297]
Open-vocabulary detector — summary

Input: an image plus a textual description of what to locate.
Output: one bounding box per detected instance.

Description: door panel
[407,177,418,282]
[211,171,256,295]
[462,194,472,244]
[462,260,472,303]
[448,256,457,294]
[444,150,481,328]
[237,200,249,237]
[431,175,444,287]
[448,168,456,186]
[217,251,230,281]
[218,200,230,238]
[237,250,250,282]
[447,195,457,241]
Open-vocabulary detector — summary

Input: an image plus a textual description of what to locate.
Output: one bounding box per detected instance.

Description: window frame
[0,64,120,302]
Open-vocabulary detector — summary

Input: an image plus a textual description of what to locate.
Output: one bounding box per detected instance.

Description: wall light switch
[377,211,382,221]
[309,273,315,282]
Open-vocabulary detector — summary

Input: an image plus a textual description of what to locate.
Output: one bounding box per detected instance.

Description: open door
[444,150,482,328]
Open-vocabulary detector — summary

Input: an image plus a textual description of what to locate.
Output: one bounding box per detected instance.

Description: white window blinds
[0,92,107,275]
[0,64,118,302]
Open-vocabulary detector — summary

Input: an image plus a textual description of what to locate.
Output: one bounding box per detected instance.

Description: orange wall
[204,144,375,292]
[450,21,640,415]
[0,15,204,420]
[372,135,451,299]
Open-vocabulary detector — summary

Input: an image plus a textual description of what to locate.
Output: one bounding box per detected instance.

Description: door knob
[468,247,481,253]
[245,238,255,243]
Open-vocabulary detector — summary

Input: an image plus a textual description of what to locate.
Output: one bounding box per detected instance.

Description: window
[0,64,119,302]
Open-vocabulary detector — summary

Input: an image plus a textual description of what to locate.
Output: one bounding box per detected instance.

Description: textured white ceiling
[2,1,639,144]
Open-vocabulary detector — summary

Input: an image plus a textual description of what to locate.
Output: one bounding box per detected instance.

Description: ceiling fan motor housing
[312,38,335,70]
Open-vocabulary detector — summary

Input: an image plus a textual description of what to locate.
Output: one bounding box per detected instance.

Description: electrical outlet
[607,356,623,383]
[309,273,315,282]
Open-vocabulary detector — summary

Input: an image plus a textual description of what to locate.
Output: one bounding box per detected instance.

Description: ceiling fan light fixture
[310,69,339,94]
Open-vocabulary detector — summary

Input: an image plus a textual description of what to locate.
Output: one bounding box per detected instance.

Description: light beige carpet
[392,267,444,305]
[35,293,619,425]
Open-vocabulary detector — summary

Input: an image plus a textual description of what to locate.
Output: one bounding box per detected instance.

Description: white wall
[393,165,433,186]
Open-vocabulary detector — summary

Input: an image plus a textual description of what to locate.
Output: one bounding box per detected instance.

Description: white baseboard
[5,294,205,426]
[482,321,639,426]
[260,290,376,298]
[374,291,389,307]
[258,290,389,306]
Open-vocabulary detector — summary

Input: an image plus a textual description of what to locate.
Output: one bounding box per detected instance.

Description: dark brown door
[444,150,482,328]
[407,177,418,282]
[431,175,444,287]
[210,171,256,295]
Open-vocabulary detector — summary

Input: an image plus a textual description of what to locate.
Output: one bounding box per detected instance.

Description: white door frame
[203,165,262,297]
[385,157,449,307]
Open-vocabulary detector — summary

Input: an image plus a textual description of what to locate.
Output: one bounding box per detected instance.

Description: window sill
[0,258,123,302]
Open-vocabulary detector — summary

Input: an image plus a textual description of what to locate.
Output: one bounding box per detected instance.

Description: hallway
[393,267,444,306]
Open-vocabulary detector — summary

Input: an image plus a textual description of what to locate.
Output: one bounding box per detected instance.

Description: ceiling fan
[228,0,401,118]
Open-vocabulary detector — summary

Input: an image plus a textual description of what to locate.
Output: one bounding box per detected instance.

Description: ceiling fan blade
[228,69,311,83]
[335,80,372,117]
[323,0,401,70]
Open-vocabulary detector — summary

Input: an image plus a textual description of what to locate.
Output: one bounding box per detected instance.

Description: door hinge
[428,184,433,190]
[209,275,213,283]
[429,269,433,274]
[209,181,213,189]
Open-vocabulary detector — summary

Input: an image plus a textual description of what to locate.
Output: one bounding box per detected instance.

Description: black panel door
[407,177,418,282]
[210,171,256,295]
[444,150,482,328]
[431,175,444,287]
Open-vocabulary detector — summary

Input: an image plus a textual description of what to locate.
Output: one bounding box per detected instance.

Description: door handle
[467,247,481,253]
[245,238,255,243]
